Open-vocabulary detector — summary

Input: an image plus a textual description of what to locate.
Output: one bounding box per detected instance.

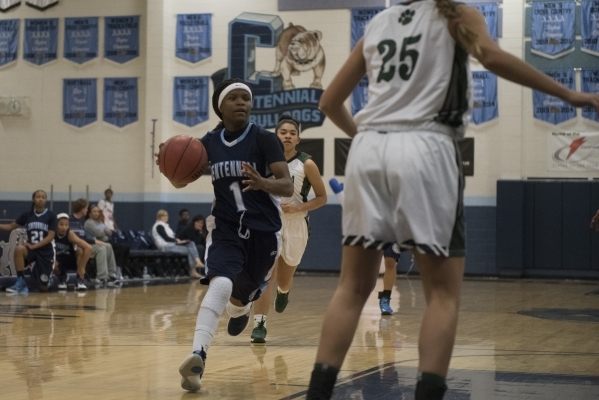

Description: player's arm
[319,38,366,138]
[68,230,92,252]
[242,161,293,197]
[282,160,327,214]
[0,222,19,231]
[591,209,599,231]
[455,5,599,112]
[28,230,55,250]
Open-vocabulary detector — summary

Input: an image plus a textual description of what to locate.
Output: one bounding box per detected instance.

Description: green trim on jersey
[288,152,313,203]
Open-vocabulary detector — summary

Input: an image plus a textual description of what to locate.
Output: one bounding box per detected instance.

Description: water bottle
[143,266,150,280]
[329,178,345,207]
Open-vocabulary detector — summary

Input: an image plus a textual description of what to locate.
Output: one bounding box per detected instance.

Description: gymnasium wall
[0,0,596,276]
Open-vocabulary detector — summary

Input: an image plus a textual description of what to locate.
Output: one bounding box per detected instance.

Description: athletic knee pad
[226,301,251,318]
[201,276,233,315]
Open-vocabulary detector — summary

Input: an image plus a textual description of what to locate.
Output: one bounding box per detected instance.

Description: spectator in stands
[70,198,119,287]
[54,213,91,290]
[176,208,190,236]
[177,214,208,265]
[152,209,203,278]
[591,209,599,231]
[98,188,117,231]
[84,205,130,272]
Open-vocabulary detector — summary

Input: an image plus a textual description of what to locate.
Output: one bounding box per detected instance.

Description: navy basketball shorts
[56,254,77,272]
[203,217,281,305]
[27,249,55,287]
[383,243,401,262]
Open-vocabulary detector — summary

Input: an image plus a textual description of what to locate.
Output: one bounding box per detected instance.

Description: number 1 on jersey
[229,182,247,212]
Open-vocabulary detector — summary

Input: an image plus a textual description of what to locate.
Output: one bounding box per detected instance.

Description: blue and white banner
[531,1,576,59]
[471,3,498,41]
[104,16,140,64]
[176,14,211,64]
[104,78,138,128]
[173,76,209,127]
[24,18,58,66]
[581,0,599,56]
[64,17,98,65]
[533,69,576,125]
[581,69,599,123]
[351,7,384,115]
[471,71,498,125]
[0,19,19,67]
[63,79,97,128]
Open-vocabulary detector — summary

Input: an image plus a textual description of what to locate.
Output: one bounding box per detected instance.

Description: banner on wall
[581,0,599,56]
[581,69,599,123]
[176,14,212,64]
[173,76,209,127]
[531,1,575,59]
[63,78,97,128]
[0,0,21,13]
[26,0,58,10]
[548,131,599,171]
[64,17,98,65]
[470,3,498,41]
[24,18,58,66]
[471,71,498,125]
[351,7,384,116]
[533,69,576,125]
[104,78,138,128]
[105,16,139,64]
[0,19,19,67]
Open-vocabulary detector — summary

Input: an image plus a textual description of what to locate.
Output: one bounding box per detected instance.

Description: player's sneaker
[274,289,290,313]
[251,318,267,344]
[75,277,87,291]
[107,276,120,287]
[378,291,393,315]
[57,280,68,290]
[227,311,250,336]
[6,277,29,294]
[179,348,207,392]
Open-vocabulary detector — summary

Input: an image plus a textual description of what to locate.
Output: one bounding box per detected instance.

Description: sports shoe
[57,281,68,290]
[274,289,290,313]
[107,276,120,287]
[251,318,267,344]
[6,277,28,294]
[378,291,393,315]
[75,277,87,291]
[227,311,250,336]
[179,349,207,392]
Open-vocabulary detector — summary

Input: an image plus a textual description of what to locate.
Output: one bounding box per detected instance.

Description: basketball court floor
[1,275,598,399]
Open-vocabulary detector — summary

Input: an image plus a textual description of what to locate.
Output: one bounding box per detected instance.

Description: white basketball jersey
[281,152,312,217]
[354,1,471,139]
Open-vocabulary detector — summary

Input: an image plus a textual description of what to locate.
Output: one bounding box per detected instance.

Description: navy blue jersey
[54,230,75,257]
[15,208,57,255]
[200,123,286,232]
[69,214,96,244]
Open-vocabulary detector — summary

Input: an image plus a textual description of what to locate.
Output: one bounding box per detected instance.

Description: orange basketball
[158,135,208,184]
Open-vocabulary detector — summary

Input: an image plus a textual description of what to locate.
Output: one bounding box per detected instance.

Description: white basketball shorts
[279,213,309,266]
[342,130,465,257]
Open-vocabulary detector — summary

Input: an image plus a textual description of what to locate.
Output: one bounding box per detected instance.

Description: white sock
[254,314,267,327]
[192,276,232,353]
[278,286,289,294]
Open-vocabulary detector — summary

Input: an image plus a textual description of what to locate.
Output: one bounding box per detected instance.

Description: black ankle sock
[378,290,391,299]
[415,372,447,400]
[306,363,339,400]
[17,270,24,278]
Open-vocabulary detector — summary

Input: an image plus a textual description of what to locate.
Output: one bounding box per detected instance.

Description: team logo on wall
[211,12,326,131]
[548,131,599,171]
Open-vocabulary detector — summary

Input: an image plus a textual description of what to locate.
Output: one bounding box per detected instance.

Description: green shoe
[251,319,267,344]
[274,289,290,313]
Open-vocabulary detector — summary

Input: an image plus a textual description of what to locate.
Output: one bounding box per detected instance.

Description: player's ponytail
[276,114,301,136]
[435,0,479,51]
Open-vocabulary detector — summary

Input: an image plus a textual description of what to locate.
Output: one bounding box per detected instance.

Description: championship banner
[63,79,97,128]
[64,17,98,65]
[173,76,209,127]
[581,0,599,56]
[471,3,498,41]
[0,19,19,67]
[548,131,599,171]
[25,0,58,10]
[176,14,211,64]
[104,16,140,64]
[104,78,138,128]
[531,1,575,59]
[23,18,58,66]
[351,7,384,116]
[581,69,599,123]
[533,69,576,125]
[471,71,498,125]
[0,0,21,13]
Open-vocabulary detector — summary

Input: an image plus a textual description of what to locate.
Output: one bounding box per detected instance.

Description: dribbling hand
[241,162,265,192]
[155,142,187,189]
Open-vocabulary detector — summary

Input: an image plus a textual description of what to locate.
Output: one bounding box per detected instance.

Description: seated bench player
[53,213,91,290]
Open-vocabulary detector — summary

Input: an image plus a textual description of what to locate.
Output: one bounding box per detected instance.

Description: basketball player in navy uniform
[306,0,599,398]
[155,78,293,392]
[0,190,57,294]
[54,213,91,290]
